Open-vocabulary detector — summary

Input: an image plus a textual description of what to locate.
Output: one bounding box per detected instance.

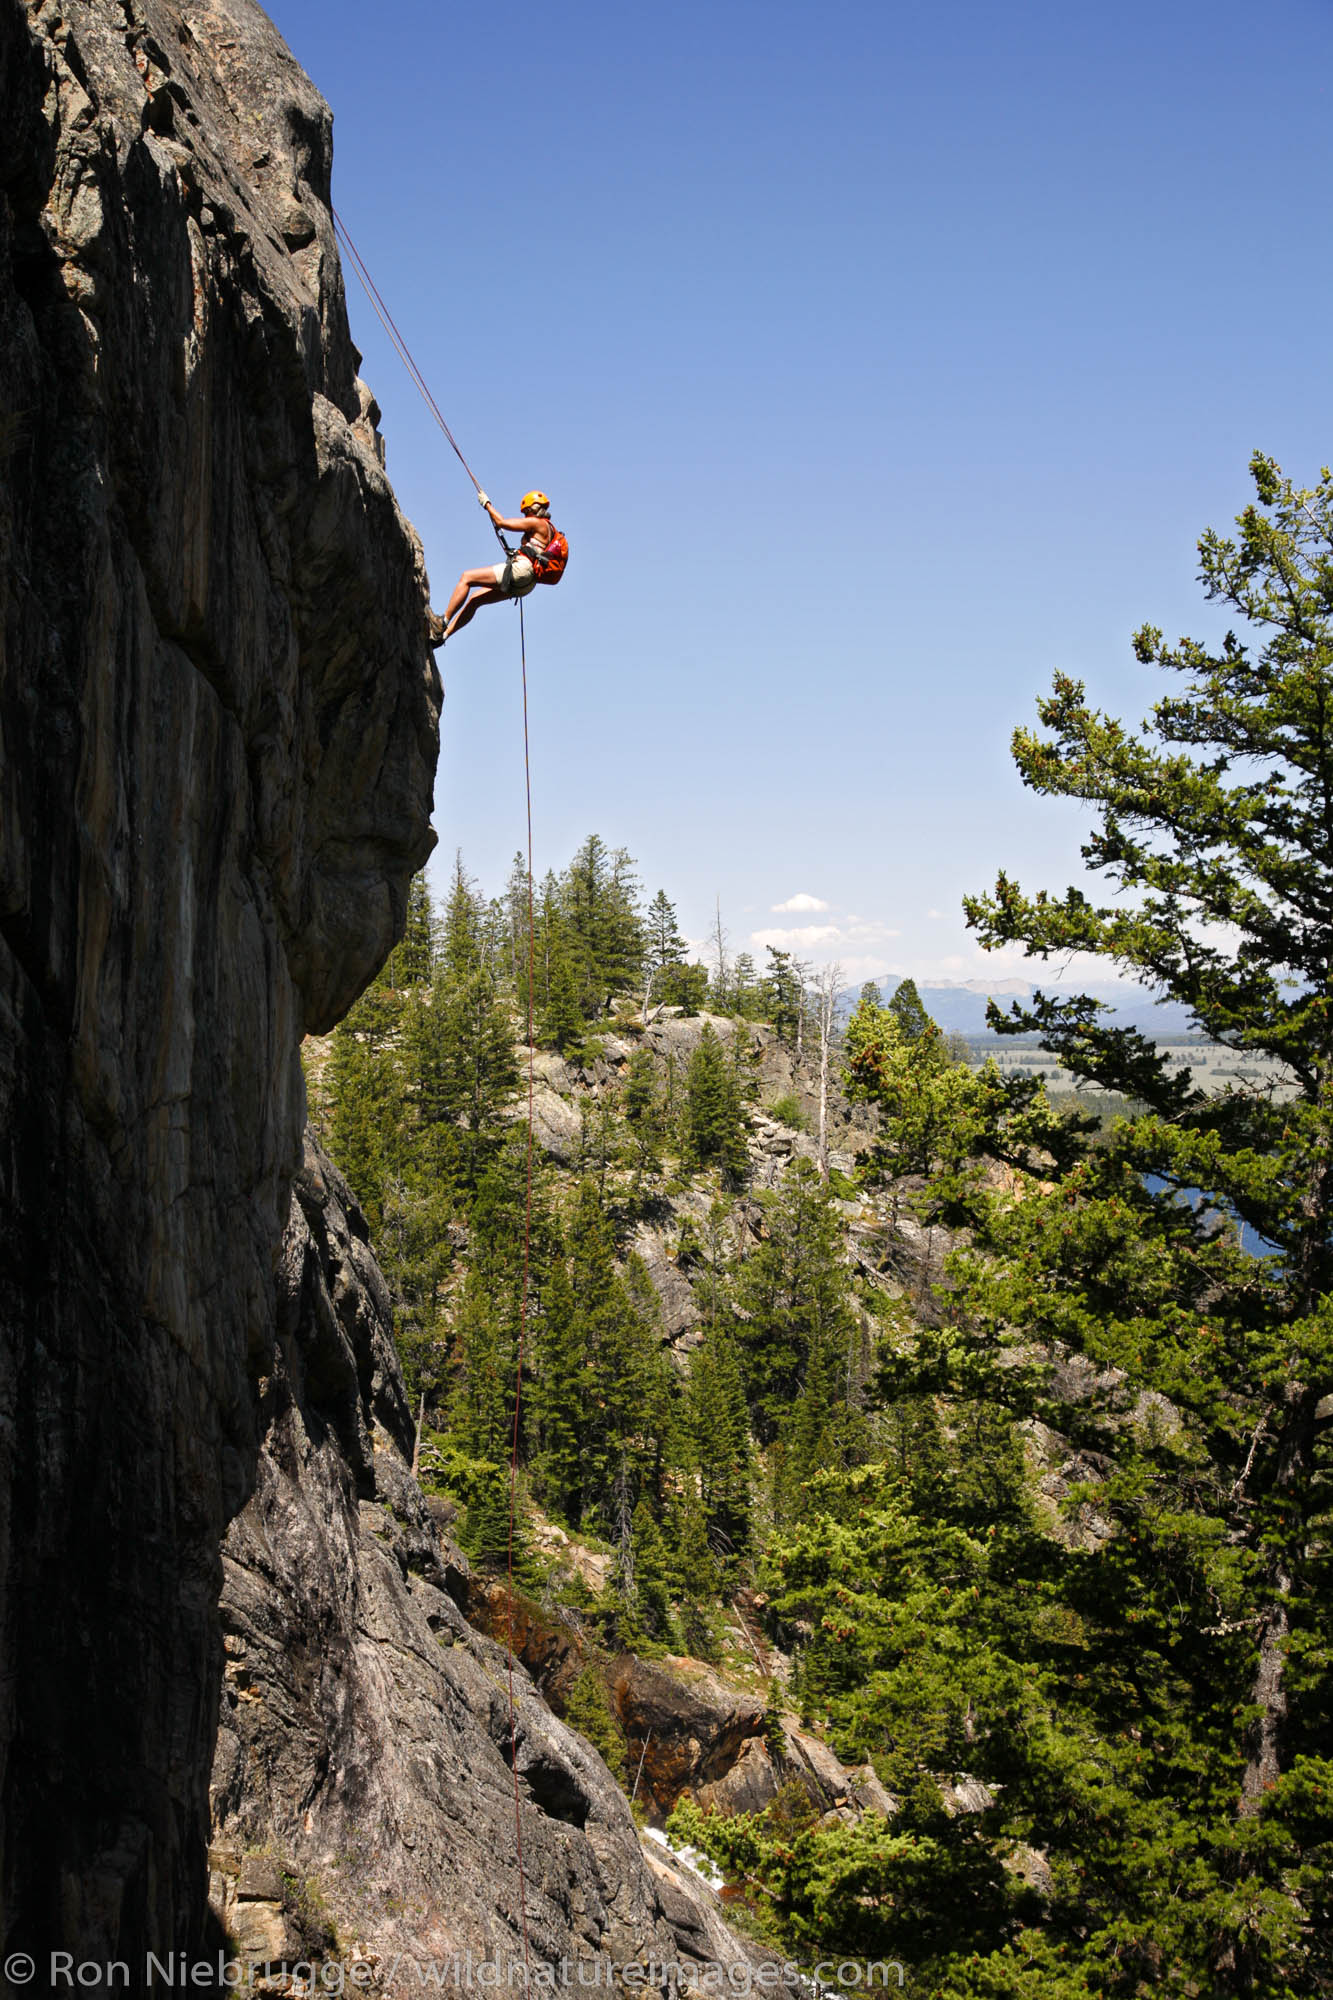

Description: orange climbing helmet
[520,490,550,515]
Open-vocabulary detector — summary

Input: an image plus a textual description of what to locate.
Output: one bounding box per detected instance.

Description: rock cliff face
[0,0,438,1964]
[0,2,788,1982]
[210,1137,781,1995]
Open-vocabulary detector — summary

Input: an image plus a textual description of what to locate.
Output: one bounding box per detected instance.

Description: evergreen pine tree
[764,947,803,1043]
[400,959,517,1190]
[326,985,405,1231]
[479,895,509,980]
[622,1254,682,1509]
[401,982,458,1135]
[660,961,710,1014]
[772,1324,845,1526]
[630,1497,676,1640]
[603,846,647,999]
[535,869,562,1009]
[646,888,687,964]
[505,849,533,1010]
[644,889,687,1015]
[685,1199,734,1340]
[728,1020,762,1108]
[885,975,938,1043]
[529,1257,585,1525]
[470,1135,562,1297]
[732,1158,859,1441]
[755,456,1333,1994]
[671,1491,722,1659]
[378,1175,457,1415]
[623,1048,663,1180]
[563,833,610,1012]
[624,1047,657,1123]
[442,852,484,983]
[562,1665,627,1783]
[560,835,646,1009]
[442,970,519,1185]
[398,871,437,986]
[689,1328,753,1558]
[844,986,983,1227]
[541,933,584,1055]
[682,1024,749,1180]
[730,951,758,1018]
[457,1461,537,1584]
[450,1270,512,1463]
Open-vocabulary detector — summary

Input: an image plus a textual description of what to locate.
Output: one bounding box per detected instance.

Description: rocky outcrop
[609,1659,768,1819]
[0,0,437,1965]
[211,1135,792,1995]
[459,1575,589,1708]
[598,1653,902,1829]
[517,1083,584,1163]
[631,1221,702,1347]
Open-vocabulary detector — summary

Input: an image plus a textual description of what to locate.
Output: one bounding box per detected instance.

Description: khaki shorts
[492,554,537,599]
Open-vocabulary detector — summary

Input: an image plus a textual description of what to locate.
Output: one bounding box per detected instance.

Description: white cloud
[927,908,944,921]
[842,924,902,949]
[750,919,901,960]
[751,924,843,952]
[771,892,830,913]
[836,955,901,985]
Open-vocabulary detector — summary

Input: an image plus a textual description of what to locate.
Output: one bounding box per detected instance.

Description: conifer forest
[307,462,1333,1996]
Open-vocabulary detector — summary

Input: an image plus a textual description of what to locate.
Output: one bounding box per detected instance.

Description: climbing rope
[330,205,532,1962]
[330,206,511,555]
[505,593,537,1973]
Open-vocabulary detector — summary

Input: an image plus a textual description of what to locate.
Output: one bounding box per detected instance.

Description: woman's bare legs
[445,564,500,625]
[445,581,504,638]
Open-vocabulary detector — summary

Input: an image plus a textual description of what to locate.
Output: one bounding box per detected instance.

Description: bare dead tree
[814,961,843,1181]
[710,896,730,1009]
[792,956,812,1060]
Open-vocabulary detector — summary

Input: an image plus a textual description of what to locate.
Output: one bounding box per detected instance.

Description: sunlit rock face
[0,0,438,1960]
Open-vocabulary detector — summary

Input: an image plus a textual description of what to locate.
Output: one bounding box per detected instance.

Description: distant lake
[1145,1176,1276,1260]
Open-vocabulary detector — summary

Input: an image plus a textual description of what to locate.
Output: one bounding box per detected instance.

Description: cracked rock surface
[211,1137,792,1997]
[1,0,437,1963]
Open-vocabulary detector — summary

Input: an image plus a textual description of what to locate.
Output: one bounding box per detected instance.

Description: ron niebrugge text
[7,1949,906,1991]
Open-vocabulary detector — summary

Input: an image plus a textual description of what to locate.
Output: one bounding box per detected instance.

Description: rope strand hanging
[507,592,537,1972]
[332,205,532,1966]
[332,206,510,556]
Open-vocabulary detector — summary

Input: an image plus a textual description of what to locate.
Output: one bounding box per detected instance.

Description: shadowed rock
[0,0,437,1962]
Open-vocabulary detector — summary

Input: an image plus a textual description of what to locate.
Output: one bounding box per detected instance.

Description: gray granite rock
[0,0,437,1963]
[212,1136,793,1994]
[509,1083,584,1162]
[631,1223,700,1345]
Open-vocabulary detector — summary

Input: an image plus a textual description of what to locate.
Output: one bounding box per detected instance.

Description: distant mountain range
[850,976,1201,1039]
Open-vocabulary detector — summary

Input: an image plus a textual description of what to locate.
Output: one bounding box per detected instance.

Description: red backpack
[530,525,568,585]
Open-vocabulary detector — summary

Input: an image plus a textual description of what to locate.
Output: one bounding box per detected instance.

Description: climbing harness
[331,205,535,1966]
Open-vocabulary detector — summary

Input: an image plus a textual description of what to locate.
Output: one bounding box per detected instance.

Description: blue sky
[267,0,1333,987]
